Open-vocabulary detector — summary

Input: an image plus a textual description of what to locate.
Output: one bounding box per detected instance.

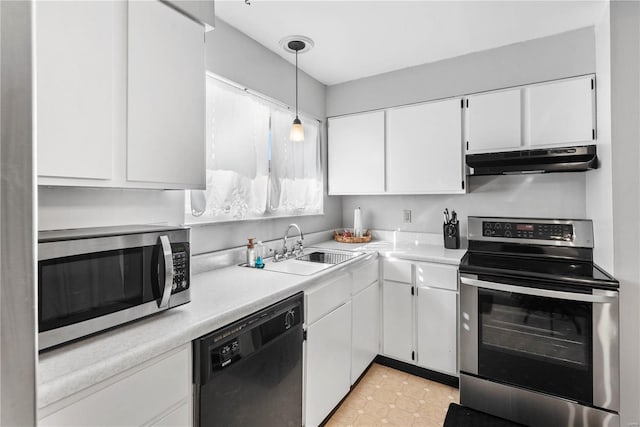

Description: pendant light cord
[295,50,299,118]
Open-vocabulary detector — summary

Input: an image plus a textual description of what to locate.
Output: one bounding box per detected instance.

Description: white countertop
[37,238,464,409]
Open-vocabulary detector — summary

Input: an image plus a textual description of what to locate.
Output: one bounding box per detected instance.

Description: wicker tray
[333,229,372,244]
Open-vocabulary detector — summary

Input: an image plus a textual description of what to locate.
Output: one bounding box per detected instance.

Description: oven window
[39,247,156,332]
[478,288,593,405]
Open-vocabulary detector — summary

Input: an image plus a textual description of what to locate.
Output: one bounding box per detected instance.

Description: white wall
[589,4,614,272]
[342,174,586,244]
[328,28,595,238]
[38,18,341,255]
[609,2,640,425]
[38,188,184,230]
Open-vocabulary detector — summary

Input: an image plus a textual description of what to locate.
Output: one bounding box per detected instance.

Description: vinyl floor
[325,363,459,427]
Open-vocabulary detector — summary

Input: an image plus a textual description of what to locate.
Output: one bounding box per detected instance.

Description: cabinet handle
[411,351,415,361]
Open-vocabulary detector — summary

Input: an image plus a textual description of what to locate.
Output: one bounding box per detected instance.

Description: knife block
[443,222,460,249]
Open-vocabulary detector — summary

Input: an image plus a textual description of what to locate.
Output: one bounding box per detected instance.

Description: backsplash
[342,173,587,241]
[191,230,334,274]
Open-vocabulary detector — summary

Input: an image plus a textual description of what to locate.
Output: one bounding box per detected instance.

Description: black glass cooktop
[459,252,618,290]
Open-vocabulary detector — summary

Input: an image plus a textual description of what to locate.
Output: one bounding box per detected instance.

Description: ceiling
[215,0,607,86]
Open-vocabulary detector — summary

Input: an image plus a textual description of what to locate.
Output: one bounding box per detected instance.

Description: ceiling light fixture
[280,36,313,142]
[289,40,305,142]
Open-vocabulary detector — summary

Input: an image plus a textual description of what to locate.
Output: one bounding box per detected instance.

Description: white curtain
[186,76,322,223]
[270,109,322,213]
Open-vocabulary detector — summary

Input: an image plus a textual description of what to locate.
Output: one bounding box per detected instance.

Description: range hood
[466,145,598,176]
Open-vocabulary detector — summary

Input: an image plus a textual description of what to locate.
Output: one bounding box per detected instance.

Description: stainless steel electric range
[459,217,619,427]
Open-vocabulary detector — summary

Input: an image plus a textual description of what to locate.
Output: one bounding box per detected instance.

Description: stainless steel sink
[260,248,362,276]
[296,250,359,265]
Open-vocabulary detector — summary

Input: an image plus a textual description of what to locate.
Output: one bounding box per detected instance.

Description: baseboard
[374,355,459,388]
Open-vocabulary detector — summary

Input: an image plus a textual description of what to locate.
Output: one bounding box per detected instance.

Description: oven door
[460,274,619,412]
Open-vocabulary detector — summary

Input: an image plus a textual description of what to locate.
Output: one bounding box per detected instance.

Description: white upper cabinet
[466,89,522,153]
[528,76,595,147]
[36,0,206,190]
[328,111,385,195]
[36,1,118,181]
[465,75,596,154]
[387,99,464,194]
[127,0,205,188]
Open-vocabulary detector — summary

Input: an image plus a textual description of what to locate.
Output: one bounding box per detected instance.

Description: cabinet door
[328,111,385,195]
[467,89,522,153]
[416,287,457,375]
[151,402,190,426]
[127,1,205,189]
[40,345,191,426]
[382,281,413,363]
[528,76,595,147]
[351,281,380,384]
[36,1,118,181]
[387,99,463,194]
[305,302,352,427]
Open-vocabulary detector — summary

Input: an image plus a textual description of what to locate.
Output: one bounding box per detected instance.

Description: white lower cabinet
[39,344,192,426]
[382,280,414,363]
[382,259,459,376]
[304,256,379,426]
[305,301,352,427]
[151,402,190,427]
[416,287,457,375]
[351,281,380,384]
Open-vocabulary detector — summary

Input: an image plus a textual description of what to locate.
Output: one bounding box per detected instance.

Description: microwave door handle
[158,235,174,309]
[460,277,617,304]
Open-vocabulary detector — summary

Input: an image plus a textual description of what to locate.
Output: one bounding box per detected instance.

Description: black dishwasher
[194,293,304,427]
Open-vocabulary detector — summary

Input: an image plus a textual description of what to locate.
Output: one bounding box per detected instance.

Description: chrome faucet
[283,223,304,257]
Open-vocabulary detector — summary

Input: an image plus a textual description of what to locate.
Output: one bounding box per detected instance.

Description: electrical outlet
[403,209,412,223]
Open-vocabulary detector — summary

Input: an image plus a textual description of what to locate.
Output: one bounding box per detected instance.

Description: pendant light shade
[288,39,306,142]
[290,117,305,141]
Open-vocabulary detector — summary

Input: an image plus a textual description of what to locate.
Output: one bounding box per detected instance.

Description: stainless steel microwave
[38,225,191,350]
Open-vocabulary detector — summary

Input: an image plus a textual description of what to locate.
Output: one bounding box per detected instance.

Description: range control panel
[171,243,190,293]
[482,221,574,241]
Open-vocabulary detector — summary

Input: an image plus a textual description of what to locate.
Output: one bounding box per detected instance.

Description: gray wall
[192,19,341,254]
[328,27,595,241]
[610,2,640,425]
[38,18,342,256]
[1,1,37,424]
[327,27,595,117]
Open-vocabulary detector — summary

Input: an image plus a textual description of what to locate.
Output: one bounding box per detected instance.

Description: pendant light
[288,40,306,142]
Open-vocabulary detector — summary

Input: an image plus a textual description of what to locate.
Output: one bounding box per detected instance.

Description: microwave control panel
[483,221,574,241]
[171,243,190,292]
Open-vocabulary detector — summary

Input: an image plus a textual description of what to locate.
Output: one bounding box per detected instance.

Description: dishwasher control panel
[214,338,241,368]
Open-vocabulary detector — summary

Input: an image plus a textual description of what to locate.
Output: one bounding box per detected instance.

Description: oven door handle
[460,277,618,303]
[158,235,174,309]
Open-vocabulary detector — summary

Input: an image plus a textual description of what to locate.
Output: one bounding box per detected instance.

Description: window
[186,76,323,223]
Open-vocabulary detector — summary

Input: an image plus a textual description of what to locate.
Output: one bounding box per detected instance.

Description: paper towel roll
[353,208,362,238]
